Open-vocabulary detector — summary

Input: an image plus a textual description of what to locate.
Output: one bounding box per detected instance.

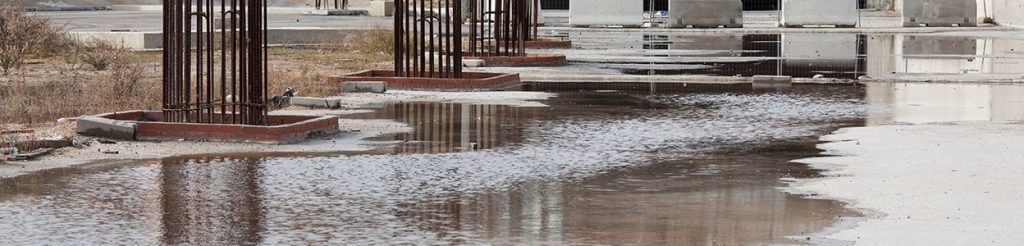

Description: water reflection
[0,90,868,244]
[159,157,264,244]
[573,32,1024,79]
[351,103,534,154]
[866,83,1024,125]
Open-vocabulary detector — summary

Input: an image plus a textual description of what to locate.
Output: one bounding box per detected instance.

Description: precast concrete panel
[665,0,744,28]
[780,0,858,27]
[902,0,978,27]
[569,0,644,27]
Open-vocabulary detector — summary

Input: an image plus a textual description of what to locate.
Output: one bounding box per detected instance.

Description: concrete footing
[902,0,978,27]
[77,111,340,144]
[752,75,793,90]
[665,0,744,28]
[525,38,573,49]
[330,70,521,91]
[780,0,858,27]
[290,97,344,108]
[341,81,388,93]
[570,0,644,27]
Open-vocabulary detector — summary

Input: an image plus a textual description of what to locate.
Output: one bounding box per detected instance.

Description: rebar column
[393,0,463,78]
[163,0,269,125]
[467,0,530,57]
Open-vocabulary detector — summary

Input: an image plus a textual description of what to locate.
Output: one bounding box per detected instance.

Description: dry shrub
[358,27,395,55]
[0,6,68,75]
[77,40,131,71]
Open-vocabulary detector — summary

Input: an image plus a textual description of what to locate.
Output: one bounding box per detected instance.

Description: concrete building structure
[901,0,978,27]
[665,0,744,28]
[780,0,858,27]
[569,0,644,27]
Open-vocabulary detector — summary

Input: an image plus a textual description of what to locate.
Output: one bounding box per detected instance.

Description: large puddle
[553,33,1024,79]
[19,83,1022,244]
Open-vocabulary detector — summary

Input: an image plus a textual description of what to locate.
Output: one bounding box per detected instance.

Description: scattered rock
[97,138,117,144]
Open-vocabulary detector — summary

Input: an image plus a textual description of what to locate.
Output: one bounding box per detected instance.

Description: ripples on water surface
[0,88,867,244]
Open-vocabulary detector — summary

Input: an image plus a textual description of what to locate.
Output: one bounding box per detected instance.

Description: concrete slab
[780,0,858,27]
[665,0,744,28]
[291,97,344,108]
[369,0,395,17]
[569,0,644,27]
[76,116,137,141]
[341,81,388,93]
[752,75,794,90]
[902,0,978,27]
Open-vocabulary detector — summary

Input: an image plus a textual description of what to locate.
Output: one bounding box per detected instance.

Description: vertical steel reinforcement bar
[163,0,268,125]
[393,0,463,78]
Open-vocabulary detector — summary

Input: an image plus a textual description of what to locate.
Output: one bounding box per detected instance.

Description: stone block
[780,0,858,27]
[569,0,644,27]
[782,33,859,66]
[665,0,743,28]
[290,97,343,108]
[370,0,395,17]
[76,116,137,140]
[902,0,978,27]
[341,81,388,93]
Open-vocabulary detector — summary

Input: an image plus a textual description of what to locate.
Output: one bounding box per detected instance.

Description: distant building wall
[989,0,1024,27]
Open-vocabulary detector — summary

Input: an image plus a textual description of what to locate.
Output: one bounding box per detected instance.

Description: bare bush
[77,40,130,71]
[358,27,395,55]
[109,57,146,95]
[0,6,67,75]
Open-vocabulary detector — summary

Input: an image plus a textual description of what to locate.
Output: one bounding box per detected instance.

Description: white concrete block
[665,0,744,28]
[569,0,644,27]
[76,116,137,141]
[341,81,388,93]
[902,0,978,27]
[370,0,395,17]
[781,0,858,27]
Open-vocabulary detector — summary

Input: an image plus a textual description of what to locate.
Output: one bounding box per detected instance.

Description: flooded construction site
[3,82,1022,244]
[2,0,1024,244]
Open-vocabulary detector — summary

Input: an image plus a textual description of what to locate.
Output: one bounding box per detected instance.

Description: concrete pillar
[665,0,743,28]
[569,0,644,27]
[901,0,978,27]
[780,0,858,27]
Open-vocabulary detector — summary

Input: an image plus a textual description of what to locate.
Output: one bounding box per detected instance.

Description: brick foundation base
[525,38,573,49]
[329,70,522,91]
[94,111,339,144]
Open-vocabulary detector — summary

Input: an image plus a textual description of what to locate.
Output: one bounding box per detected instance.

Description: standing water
[0,87,868,244]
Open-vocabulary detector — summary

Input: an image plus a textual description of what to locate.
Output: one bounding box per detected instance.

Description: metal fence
[314,0,349,10]
[466,0,534,57]
[163,0,269,125]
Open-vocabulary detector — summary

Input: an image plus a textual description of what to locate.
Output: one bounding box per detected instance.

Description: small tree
[0,6,65,75]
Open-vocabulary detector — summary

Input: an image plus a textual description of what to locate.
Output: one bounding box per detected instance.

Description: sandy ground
[787,122,1024,245]
[0,90,554,179]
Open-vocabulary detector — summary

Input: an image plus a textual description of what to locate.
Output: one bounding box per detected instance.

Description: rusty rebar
[467,0,531,57]
[393,0,463,78]
[163,0,268,125]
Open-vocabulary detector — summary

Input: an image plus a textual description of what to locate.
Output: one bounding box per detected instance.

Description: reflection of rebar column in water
[163,0,269,125]
[159,157,264,244]
[382,103,527,154]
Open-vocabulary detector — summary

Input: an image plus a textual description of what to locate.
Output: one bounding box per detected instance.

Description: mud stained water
[0,87,867,244]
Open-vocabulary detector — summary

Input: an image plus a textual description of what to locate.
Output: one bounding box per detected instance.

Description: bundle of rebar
[163,0,269,125]
[393,0,463,78]
[466,0,536,57]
